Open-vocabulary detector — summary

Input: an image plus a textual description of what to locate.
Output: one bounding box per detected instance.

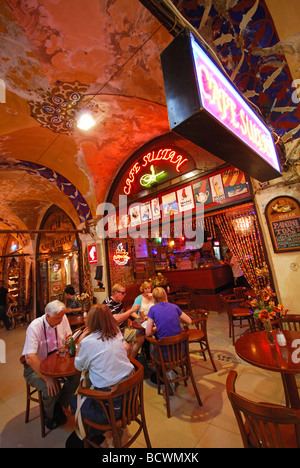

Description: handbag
[74,370,90,440]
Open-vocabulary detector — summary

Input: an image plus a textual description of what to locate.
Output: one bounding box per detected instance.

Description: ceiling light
[77,112,96,130]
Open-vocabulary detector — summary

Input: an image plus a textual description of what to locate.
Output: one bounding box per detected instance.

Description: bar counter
[164,264,233,312]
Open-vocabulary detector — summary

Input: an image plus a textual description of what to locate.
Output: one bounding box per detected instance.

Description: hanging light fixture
[76,111,96,130]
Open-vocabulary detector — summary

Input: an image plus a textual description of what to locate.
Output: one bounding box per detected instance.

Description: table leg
[282,373,300,409]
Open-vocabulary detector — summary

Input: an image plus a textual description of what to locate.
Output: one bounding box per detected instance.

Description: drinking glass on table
[57,344,67,357]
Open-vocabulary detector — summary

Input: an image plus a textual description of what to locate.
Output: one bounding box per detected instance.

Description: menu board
[265,196,300,253]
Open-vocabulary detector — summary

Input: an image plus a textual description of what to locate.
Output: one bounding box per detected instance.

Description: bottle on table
[69,337,76,357]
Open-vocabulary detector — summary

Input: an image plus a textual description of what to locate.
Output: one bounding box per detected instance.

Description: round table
[40,351,80,378]
[235,331,300,409]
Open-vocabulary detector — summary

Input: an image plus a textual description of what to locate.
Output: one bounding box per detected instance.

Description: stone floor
[0,311,291,448]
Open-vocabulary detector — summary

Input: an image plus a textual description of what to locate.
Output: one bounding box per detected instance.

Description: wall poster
[265,196,300,253]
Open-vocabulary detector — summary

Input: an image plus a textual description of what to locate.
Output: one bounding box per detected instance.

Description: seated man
[103,283,144,359]
[22,300,80,429]
[0,279,17,331]
[64,285,82,316]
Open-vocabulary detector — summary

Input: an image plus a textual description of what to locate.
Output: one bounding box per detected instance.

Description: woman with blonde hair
[132,281,154,321]
[132,281,155,362]
[146,287,192,340]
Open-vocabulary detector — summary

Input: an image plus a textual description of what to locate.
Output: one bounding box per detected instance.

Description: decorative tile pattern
[28,81,94,135]
[173,0,300,141]
[0,160,92,222]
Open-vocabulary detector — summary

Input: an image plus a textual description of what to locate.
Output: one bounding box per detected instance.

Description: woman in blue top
[132,281,154,322]
[133,281,155,362]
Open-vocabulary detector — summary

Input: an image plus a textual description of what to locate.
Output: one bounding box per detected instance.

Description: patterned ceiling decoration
[173,0,300,142]
[28,81,98,135]
[0,217,29,247]
[0,161,92,223]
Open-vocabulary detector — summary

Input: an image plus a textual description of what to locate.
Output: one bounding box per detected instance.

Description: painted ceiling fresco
[0,0,299,254]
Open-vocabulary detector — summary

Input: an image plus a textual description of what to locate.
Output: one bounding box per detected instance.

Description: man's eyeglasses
[117,290,126,295]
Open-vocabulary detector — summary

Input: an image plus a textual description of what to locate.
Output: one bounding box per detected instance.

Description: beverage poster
[222,168,248,198]
[140,201,152,223]
[118,213,130,230]
[129,205,141,226]
[108,213,117,234]
[151,198,161,220]
[162,192,179,216]
[177,185,195,212]
[209,174,226,203]
[193,179,212,205]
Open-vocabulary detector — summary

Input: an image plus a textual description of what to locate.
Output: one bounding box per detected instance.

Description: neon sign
[190,36,281,173]
[140,165,166,188]
[123,148,189,195]
[113,243,130,266]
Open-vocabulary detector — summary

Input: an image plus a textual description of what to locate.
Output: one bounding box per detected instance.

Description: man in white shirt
[22,300,79,429]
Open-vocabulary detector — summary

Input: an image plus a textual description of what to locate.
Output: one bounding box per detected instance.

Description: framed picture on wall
[265,196,300,253]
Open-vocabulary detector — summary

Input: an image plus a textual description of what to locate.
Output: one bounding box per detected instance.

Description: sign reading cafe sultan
[161,28,282,182]
[123,147,192,195]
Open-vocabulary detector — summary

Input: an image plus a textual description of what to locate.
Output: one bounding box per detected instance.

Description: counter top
[165,264,229,272]
[164,266,233,311]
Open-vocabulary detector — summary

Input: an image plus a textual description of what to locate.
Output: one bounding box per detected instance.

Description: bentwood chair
[184,308,217,372]
[20,355,46,438]
[226,370,300,448]
[174,286,192,311]
[68,313,85,330]
[78,359,151,448]
[280,314,300,332]
[221,294,256,345]
[146,332,202,418]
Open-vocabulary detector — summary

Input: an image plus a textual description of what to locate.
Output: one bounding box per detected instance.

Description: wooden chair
[20,356,46,438]
[78,358,151,448]
[7,303,26,329]
[146,332,202,418]
[233,287,249,300]
[68,313,85,330]
[226,370,300,448]
[280,314,300,332]
[184,309,217,372]
[220,294,256,345]
[174,286,192,311]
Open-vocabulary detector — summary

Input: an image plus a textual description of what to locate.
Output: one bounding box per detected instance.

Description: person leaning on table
[71,303,135,444]
[64,285,83,316]
[145,286,192,355]
[22,300,80,430]
[103,283,143,359]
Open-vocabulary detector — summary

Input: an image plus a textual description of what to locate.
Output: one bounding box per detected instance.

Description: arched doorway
[36,206,83,316]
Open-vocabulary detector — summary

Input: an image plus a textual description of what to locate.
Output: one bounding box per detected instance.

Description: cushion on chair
[186,329,205,341]
[231,308,253,318]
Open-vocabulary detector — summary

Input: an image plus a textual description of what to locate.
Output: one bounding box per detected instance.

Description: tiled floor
[0,312,289,448]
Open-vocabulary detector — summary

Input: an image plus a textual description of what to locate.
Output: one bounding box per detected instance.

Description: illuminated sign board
[113,243,130,265]
[161,29,281,182]
[190,37,280,174]
[122,147,190,195]
[88,244,98,264]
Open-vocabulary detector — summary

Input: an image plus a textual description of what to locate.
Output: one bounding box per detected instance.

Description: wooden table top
[40,351,80,378]
[235,331,300,374]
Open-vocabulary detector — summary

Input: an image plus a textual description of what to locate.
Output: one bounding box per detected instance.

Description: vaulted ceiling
[0,0,299,254]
